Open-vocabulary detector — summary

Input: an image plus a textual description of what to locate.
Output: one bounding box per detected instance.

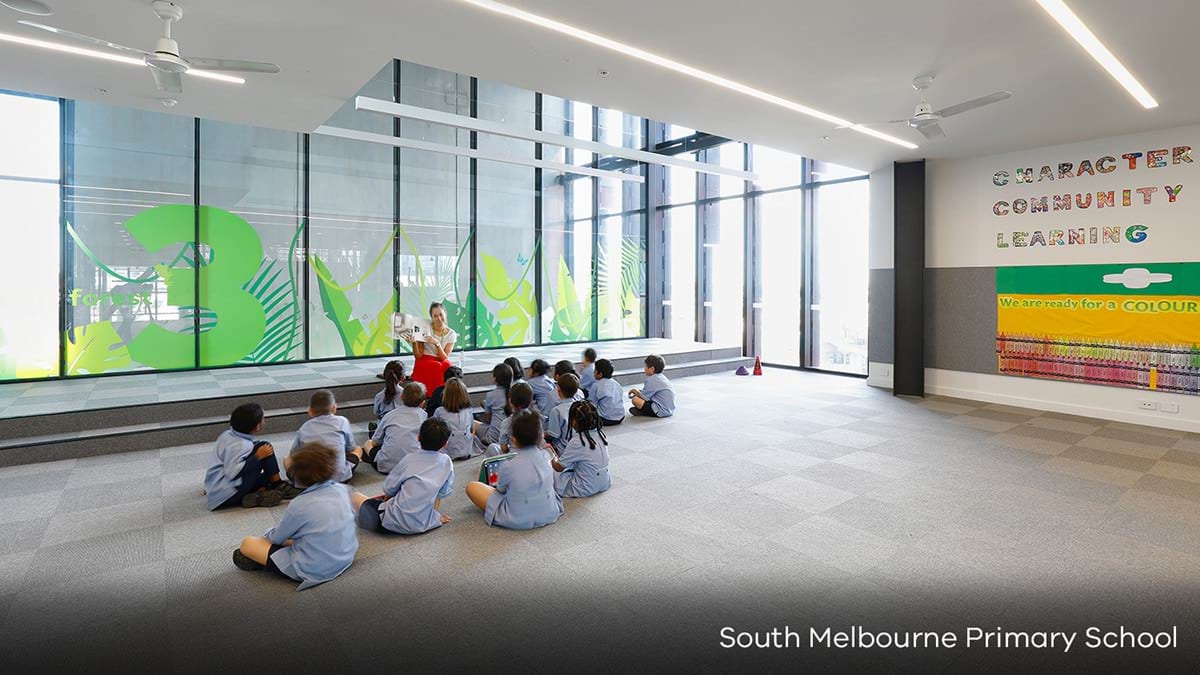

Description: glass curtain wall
[0,92,60,379]
[0,58,654,384]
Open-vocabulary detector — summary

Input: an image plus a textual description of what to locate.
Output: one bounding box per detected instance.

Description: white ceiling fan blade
[17,20,149,56]
[934,91,1011,118]
[150,68,183,94]
[917,123,945,139]
[186,57,280,74]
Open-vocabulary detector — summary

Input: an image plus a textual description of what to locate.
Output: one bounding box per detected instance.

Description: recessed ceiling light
[457,0,918,150]
[1,0,53,16]
[1035,0,1157,109]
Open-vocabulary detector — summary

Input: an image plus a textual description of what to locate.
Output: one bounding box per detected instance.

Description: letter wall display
[928,125,1200,395]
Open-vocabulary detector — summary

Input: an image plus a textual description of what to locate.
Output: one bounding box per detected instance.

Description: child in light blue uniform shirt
[467,410,562,530]
[545,373,580,453]
[205,403,300,510]
[472,363,512,446]
[579,347,597,392]
[527,359,556,417]
[364,381,427,474]
[372,360,406,420]
[234,443,358,590]
[292,390,362,483]
[432,378,478,460]
[353,418,455,535]
[587,358,625,426]
[552,400,611,498]
[485,381,534,457]
[629,354,675,418]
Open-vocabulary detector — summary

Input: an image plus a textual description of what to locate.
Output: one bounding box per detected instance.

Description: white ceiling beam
[311,124,645,183]
[354,96,758,182]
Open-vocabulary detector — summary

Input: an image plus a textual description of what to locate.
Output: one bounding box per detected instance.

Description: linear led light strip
[0,31,243,84]
[456,0,917,150]
[311,125,644,183]
[1035,0,1157,108]
[356,96,757,181]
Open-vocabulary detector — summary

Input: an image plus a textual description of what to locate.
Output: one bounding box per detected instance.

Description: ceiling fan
[17,0,279,94]
[888,75,1011,139]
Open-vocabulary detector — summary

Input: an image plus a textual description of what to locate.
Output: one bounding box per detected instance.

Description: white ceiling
[1,0,1197,171]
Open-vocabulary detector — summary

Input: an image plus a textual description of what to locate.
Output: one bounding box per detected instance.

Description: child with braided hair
[550,399,611,498]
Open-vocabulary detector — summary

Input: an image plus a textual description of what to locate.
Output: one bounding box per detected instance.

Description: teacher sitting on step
[409,301,457,395]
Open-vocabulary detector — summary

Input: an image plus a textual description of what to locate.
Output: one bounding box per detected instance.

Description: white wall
[925,124,1200,431]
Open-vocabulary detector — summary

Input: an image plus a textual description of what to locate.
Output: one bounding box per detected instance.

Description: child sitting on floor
[364,381,427,474]
[527,359,556,417]
[587,358,625,426]
[554,359,585,405]
[433,377,478,460]
[205,403,300,509]
[233,442,358,590]
[485,381,534,457]
[545,373,580,453]
[425,365,462,417]
[292,390,363,483]
[628,354,676,418]
[552,400,611,498]
[504,357,525,385]
[351,418,454,536]
[373,360,407,420]
[466,410,563,530]
[472,363,513,445]
[578,347,597,392]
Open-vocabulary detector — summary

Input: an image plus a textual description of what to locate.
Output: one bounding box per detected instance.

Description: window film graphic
[0,61,653,384]
[996,263,1200,394]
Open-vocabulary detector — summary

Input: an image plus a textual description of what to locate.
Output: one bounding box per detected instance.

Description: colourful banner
[996,263,1200,395]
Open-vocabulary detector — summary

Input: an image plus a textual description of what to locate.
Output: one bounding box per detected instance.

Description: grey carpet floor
[1,368,1197,672]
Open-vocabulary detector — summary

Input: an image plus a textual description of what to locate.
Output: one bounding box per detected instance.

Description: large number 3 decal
[124,205,266,369]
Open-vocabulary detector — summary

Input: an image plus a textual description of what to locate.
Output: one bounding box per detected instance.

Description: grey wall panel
[868,267,894,363]
[925,267,997,374]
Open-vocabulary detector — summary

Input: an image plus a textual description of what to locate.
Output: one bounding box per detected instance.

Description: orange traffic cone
[752,356,763,376]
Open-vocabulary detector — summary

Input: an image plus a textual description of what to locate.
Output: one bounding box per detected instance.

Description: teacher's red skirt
[412,354,452,394]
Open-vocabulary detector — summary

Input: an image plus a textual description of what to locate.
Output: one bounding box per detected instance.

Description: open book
[392,313,439,345]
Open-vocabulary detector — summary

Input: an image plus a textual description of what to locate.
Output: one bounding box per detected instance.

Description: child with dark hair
[352,418,455,535]
[292,390,362,483]
[629,354,675,418]
[504,357,525,385]
[472,363,513,445]
[527,359,556,417]
[373,360,407,419]
[433,378,478,460]
[485,381,534,457]
[425,365,462,417]
[545,373,580,453]
[466,410,562,530]
[579,347,598,392]
[552,400,611,498]
[587,358,625,426]
[205,403,300,509]
[364,381,427,473]
[554,359,585,405]
[233,443,358,589]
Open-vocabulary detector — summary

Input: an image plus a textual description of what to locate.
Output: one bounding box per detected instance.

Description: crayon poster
[996,262,1200,395]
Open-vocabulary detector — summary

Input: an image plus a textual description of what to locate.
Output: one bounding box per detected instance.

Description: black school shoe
[232,549,264,571]
[241,489,283,508]
[272,482,305,500]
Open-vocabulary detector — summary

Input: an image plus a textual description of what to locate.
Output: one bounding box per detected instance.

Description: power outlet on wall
[1139,401,1158,411]
[1161,402,1179,414]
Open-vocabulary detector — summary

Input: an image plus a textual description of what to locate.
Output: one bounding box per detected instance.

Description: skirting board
[866,361,894,389]
[926,368,1200,433]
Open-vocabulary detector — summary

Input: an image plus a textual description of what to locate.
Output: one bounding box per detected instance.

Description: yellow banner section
[997,294,1200,342]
